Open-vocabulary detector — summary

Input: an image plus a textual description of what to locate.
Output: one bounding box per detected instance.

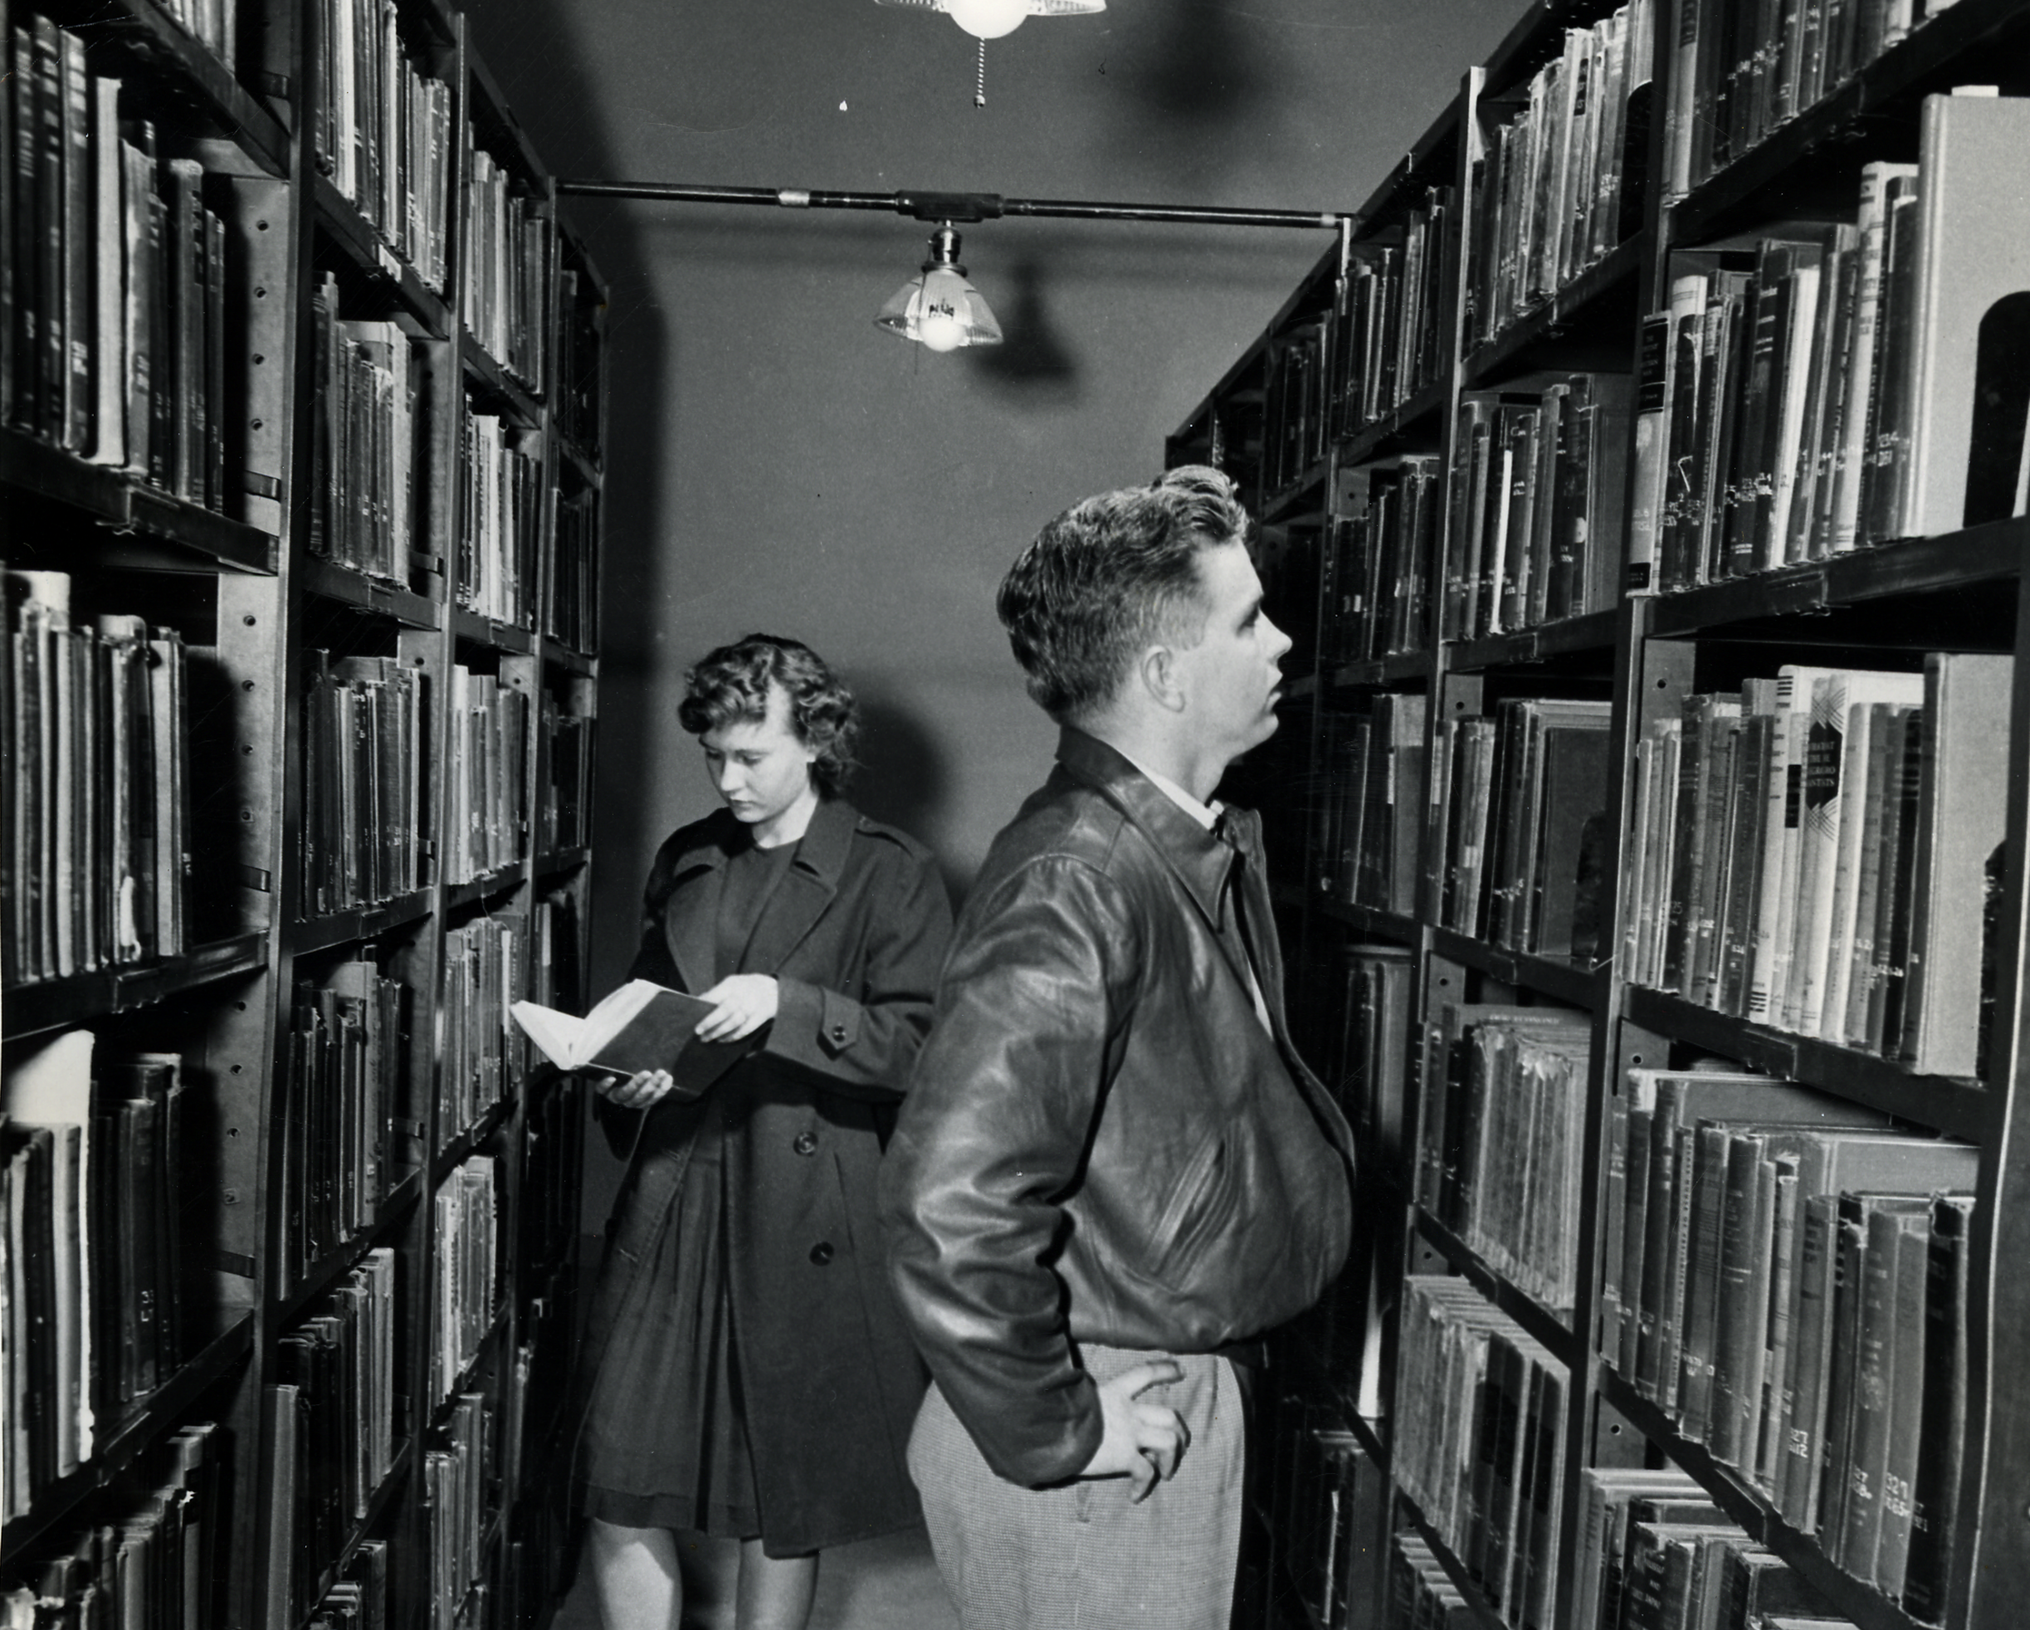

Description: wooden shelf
[1338,376,1450,468]
[2,431,279,574]
[1599,1370,1932,1630]
[1461,236,1645,389]
[534,847,591,881]
[461,330,545,425]
[291,889,435,955]
[539,638,596,675]
[444,865,527,912]
[1327,649,1437,690]
[300,556,443,628]
[1621,985,1998,1141]
[432,1095,518,1182]
[40,0,289,176]
[555,436,602,488]
[3,931,270,1040]
[1262,458,1331,525]
[311,174,453,339]
[0,1311,256,1565]
[278,1170,426,1323]
[1430,926,1605,1008]
[1448,608,1618,672]
[1313,898,1422,946]
[1412,1207,1578,1365]
[451,606,538,654]
[1645,519,2029,637]
[1351,97,1464,229]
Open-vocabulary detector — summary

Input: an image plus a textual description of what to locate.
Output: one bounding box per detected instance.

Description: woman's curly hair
[677,634,860,797]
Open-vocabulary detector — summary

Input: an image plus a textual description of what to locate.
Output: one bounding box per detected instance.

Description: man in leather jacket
[881,465,1355,1629]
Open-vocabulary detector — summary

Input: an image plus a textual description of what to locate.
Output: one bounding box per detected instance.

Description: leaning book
[509,980,753,1096]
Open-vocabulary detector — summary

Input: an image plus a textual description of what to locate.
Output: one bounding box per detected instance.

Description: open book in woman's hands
[509,980,758,1098]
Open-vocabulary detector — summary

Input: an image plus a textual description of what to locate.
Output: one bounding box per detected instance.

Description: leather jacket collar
[1052,726,1237,930]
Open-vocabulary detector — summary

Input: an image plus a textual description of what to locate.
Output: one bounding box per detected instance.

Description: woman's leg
[586,1518,684,1630]
[732,1542,818,1630]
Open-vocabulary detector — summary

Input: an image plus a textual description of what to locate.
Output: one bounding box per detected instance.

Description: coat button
[828,1023,849,1044]
[809,1241,834,1266]
[793,1131,818,1157]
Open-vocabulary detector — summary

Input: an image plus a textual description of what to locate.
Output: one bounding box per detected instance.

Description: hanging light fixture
[874,223,1004,352]
[874,0,1106,106]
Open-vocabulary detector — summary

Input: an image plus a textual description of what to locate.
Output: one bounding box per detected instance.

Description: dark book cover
[1903,1192,1975,1620]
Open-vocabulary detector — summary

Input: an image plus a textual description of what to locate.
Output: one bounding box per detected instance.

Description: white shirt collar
[1116,749,1223,833]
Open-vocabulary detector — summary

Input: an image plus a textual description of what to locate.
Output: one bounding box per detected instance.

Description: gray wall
[461,0,1514,979]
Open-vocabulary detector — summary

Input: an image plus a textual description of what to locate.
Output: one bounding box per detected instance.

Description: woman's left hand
[695,974,780,1043]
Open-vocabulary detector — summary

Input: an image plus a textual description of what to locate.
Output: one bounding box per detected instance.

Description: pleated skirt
[579,1118,762,1539]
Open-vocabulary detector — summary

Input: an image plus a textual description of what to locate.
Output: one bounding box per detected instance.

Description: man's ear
[1137,643,1187,714]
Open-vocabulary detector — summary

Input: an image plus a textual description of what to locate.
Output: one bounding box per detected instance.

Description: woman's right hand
[594,1069,675,1111]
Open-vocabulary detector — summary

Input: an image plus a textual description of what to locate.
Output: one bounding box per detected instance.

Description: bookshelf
[1,1,608,1626]
[1169,0,2030,1626]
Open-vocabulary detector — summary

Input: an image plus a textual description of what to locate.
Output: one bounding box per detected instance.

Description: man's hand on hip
[1079,1361,1191,1501]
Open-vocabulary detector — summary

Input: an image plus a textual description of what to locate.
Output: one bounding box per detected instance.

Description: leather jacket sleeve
[880,853,1139,1489]
[758,845,952,1102]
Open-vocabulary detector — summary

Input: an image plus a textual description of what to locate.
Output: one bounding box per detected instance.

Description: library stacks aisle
[1176,0,2030,1628]
[0,0,609,1624]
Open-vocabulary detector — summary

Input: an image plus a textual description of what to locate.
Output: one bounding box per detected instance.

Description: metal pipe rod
[555,177,1353,230]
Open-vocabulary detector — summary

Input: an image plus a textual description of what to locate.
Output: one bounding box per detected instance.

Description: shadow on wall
[851,690,965,904]
[968,256,1080,406]
[1101,0,1287,191]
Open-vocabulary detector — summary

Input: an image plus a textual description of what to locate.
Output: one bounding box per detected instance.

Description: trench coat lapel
[660,826,731,995]
[738,795,854,975]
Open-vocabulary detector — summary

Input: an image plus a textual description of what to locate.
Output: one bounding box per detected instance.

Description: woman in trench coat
[576,633,952,1630]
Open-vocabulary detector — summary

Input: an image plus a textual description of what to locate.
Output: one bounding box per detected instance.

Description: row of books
[462,147,549,397]
[428,1154,498,1406]
[541,702,594,855]
[1386,1532,1481,1629]
[1270,1411,1371,1630]
[553,266,604,459]
[1261,320,1331,498]
[4,570,190,987]
[424,1394,494,1630]
[1622,655,2007,1078]
[1310,692,1425,913]
[445,663,531,884]
[1663,0,1956,196]
[1336,194,1452,436]
[439,913,526,1141]
[1322,456,1439,665]
[455,408,543,627]
[1441,375,1631,639]
[1465,0,1655,352]
[546,484,601,654]
[4,21,232,509]
[1637,98,2030,590]
[0,1421,221,1628]
[309,278,422,585]
[1430,697,1613,959]
[1573,1468,1845,1630]
[283,957,408,1284]
[1417,1004,1593,1313]
[1600,1067,1977,1612]
[301,651,430,918]
[314,0,454,292]
[1394,1275,1568,1630]
[270,1251,399,1620]
[3,1032,190,1517]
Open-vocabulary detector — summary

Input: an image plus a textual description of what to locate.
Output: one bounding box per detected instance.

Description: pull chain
[974,36,987,107]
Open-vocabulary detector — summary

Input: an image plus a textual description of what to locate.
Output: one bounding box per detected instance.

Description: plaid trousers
[908,1342,1244,1630]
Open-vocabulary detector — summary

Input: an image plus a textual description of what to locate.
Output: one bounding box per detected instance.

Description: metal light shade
[875,226,1003,351]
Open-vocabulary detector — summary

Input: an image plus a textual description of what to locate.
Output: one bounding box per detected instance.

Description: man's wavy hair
[677,634,860,798]
[995,464,1251,723]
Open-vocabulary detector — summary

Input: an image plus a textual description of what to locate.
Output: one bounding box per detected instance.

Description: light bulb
[946,0,1027,39]
[917,312,967,351]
